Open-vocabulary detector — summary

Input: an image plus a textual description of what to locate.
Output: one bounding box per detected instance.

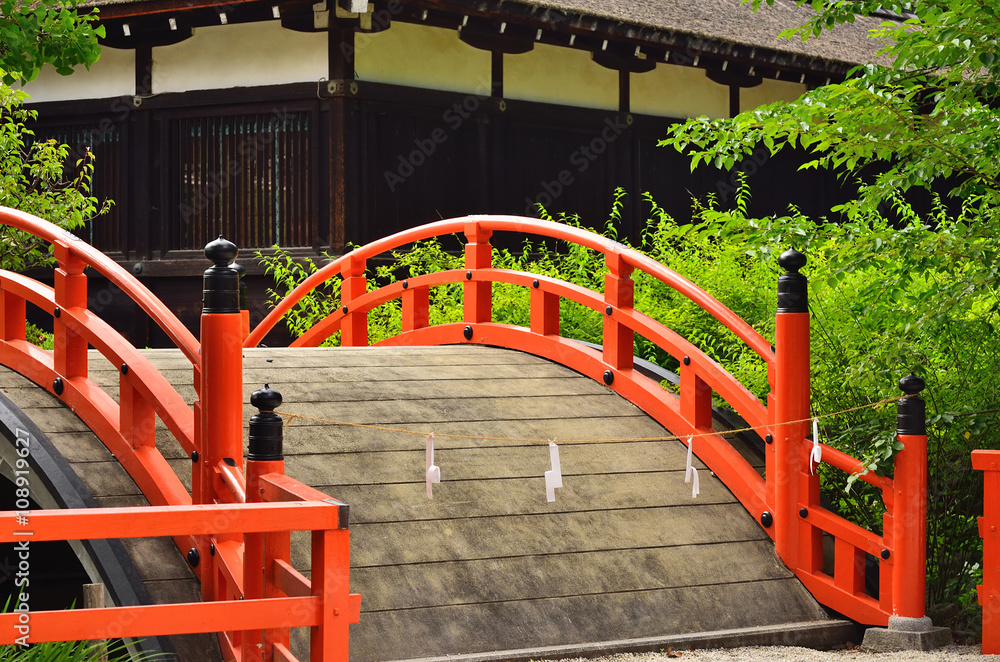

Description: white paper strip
[544,441,563,502]
[425,433,440,499]
[810,417,822,475]
[684,437,700,498]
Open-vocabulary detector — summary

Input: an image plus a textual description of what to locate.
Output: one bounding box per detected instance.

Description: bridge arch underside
[2,345,853,661]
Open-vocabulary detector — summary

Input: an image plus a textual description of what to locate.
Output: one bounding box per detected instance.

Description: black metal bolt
[52,377,63,395]
[402,280,408,289]
[765,434,773,445]
[191,450,199,463]
[603,370,614,385]
[799,507,808,518]
[881,549,890,560]
[606,306,613,316]
[120,363,129,375]
[463,325,473,340]
[342,305,348,314]
[466,271,472,280]
[532,280,539,289]
[683,356,690,366]
[209,543,216,556]
[187,547,200,567]
[53,307,61,318]
[760,511,773,528]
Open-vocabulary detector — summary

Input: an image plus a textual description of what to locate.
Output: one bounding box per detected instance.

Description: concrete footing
[862,616,952,652]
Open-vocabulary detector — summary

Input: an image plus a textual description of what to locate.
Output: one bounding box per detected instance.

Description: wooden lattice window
[169,111,314,251]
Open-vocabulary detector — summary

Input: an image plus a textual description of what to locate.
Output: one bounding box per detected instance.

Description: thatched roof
[516,0,886,67]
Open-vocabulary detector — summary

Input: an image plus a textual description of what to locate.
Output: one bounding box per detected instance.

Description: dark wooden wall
[28,82,856,347]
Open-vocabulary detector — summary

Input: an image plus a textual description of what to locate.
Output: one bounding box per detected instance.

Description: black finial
[203,236,240,314]
[899,373,925,395]
[205,235,238,266]
[776,248,808,313]
[248,384,283,461]
[897,372,926,436]
[778,249,807,273]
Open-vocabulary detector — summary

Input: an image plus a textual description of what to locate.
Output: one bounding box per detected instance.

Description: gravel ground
[552,645,991,661]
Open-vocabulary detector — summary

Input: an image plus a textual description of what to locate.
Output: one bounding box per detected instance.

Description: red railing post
[463,222,493,325]
[311,528,353,661]
[245,385,288,662]
[341,255,368,347]
[975,449,1000,653]
[530,281,559,337]
[52,244,88,381]
[891,374,928,619]
[402,284,430,333]
[772,249,819,570]
[0,290,26,342]
[197,236,245,604]
[603,250,634,372]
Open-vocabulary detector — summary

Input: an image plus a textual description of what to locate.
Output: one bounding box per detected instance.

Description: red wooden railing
[0,208,358,661]
[247,215,930,626]
[973,450,1000,653]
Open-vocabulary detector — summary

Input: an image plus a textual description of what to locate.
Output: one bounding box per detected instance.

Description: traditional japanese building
[21,0,880,344]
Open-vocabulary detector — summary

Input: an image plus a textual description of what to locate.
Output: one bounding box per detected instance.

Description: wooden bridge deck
[0,345,848,661]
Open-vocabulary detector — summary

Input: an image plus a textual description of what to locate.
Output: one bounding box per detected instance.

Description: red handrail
[0,207,200,369]
[247,216,772,360]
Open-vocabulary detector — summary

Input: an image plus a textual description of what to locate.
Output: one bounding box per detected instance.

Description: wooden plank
[241,376,605,404]
[35,431,112,463]
[354,540,796,611]
[350,579,828,662]
[71,460,142,497]
[278,415,671,454]
[274,394,643,426]
[309,471,736,524]
[283,440,701,486]
[293,503,768,568]
[119,536,193,581]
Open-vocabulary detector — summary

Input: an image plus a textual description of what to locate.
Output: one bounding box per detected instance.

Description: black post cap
[203,235,240,314]
[248,384,283,461]
[232,261,249,311]
[897,373,926,436]
[776,248,808,313]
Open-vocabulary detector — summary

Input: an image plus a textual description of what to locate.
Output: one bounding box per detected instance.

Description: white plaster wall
[355,22,491,95]
[740,78,808,113]
[630,64,729,119]
[20,47,135,102]
[505,44,617,111]
[153,21,327,94]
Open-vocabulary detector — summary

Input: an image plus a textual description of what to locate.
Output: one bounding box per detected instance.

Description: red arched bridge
[0,207,955,660]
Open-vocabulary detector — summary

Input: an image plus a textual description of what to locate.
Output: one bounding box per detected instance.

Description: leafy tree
[0,84,109,271]
[0,0,104,84]
[663,0,1000,620]
[665,0,1000,216]
[0,0,109,272]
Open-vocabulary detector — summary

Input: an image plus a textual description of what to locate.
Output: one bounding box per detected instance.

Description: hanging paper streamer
[425,433,441,499]
[809,417,822,475]
[685,437,700,498]
[544,441,563,502]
